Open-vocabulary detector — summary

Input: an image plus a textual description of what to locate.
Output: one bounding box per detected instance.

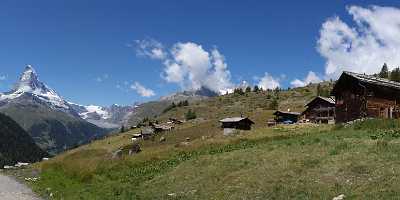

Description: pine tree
[317,83,322,96]
[120,126,125,133]
[391,68,400,82]
[253,85,260,93]
[269,98,279,110]
[245,86,252,93]
[379,63,389,78]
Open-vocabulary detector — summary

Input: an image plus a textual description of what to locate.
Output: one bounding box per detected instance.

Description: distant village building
[152,124,174,133]
[332,71,400,123]
[302,96,335,124]
[273,111,300,124]
[219,117,255,131]
[140,128,155,140]
[168,118,184,124]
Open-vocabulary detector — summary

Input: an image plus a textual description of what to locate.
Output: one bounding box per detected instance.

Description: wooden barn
[219,117,254,130]
[273,111,300,124]
[332,71,400,123]
[302,96,335,124]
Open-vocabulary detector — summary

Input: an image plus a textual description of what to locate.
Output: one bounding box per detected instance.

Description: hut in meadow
[273,111,300,124]
[302,96,335,124]
[219,117,254,130]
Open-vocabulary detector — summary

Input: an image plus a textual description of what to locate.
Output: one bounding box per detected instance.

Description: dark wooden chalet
[332,71,400,123]
[219,117,255,130]
[302,96,335,124]
[273,111,300,123]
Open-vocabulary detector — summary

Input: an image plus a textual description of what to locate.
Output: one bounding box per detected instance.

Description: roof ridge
[342,71,400,90]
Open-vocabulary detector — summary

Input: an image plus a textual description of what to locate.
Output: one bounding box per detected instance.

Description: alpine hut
[332,71,400,123]
[219,117,255,130]
[302,96,336,124]
[273,111,300,124]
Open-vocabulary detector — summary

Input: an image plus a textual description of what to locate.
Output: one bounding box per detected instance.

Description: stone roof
[219,117,254,123]
[273,111,301,116]
[305,96,335,107]
[343,71,400,90]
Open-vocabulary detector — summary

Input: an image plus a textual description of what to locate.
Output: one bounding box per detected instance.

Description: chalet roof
[273,111,301,116]
[219,117,254,124]
[305,96,335,107]
[343,71,400,90]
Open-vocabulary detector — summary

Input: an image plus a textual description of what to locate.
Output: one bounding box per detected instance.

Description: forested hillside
[0,113,48,167]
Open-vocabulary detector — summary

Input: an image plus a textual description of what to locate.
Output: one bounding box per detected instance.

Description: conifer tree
[379,63,389,78]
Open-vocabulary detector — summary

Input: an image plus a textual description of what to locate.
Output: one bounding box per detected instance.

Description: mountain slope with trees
[0,113,48,168]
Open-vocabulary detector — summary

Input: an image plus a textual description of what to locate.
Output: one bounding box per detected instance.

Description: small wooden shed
[273,111,300,123]
[219,117,255,130]
[302,96,335,124]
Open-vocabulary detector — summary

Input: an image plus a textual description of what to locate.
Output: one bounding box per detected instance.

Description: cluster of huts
[220,71,400,131]
[133,118,184,141]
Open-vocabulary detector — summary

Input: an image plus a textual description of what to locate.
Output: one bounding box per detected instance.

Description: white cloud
[130,81,156,97]
[318,5,400,78]
[95,74,109,83]
[290,71,322,88]
[136,40,233,93]
[257,73,280,90]
[135,39,166,60]
[0,75,6,81]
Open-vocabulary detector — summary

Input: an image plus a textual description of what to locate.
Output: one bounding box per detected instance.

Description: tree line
[378,63,400,82]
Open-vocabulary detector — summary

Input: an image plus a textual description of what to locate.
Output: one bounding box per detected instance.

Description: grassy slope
[30,82,365,199]
[157,81,333,126]
[32,119,400,199]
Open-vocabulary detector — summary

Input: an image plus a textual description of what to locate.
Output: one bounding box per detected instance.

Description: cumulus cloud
[130,81,156,97]
[136,39,233,93]
[257,73,280,90]
[290,71,322,88]
[318,5,400,78]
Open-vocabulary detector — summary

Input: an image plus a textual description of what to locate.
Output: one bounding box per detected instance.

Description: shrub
[185,109,197,120]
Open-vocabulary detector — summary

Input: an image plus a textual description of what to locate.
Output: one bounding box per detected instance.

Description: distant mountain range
[0,65,220,153]
[0,112,48,167]
[126,87,218,126]
[68,103,137,129]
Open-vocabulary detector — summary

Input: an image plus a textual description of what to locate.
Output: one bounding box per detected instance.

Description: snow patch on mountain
[79,105,111,120]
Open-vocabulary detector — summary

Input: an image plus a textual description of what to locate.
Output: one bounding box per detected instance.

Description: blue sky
[0,0,399,106]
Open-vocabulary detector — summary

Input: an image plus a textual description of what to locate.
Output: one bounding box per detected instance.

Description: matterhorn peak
[0,65,69,109]
[14,65,42,92]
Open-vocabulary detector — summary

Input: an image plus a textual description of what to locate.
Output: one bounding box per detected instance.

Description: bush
[269,98,279,110]
[185,109,197,120]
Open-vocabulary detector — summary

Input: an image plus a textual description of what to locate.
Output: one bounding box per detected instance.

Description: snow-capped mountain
[68,102,136,129]
[0,65,73,112]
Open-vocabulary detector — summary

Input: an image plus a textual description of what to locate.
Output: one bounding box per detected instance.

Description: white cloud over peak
[290,71,322,88]
[318,5,400,78]
[130,81,155,97]
[136,39,233,93]
[257,73,280,90]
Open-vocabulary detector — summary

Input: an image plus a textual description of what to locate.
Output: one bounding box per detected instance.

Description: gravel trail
[0,174,41,200]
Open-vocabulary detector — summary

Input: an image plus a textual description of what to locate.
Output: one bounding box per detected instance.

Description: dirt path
[0,174,41,200]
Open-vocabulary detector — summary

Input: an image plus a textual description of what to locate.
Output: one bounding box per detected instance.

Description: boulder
[112,149,123,159]
[129,143,141,155]
[159,136,166,143]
